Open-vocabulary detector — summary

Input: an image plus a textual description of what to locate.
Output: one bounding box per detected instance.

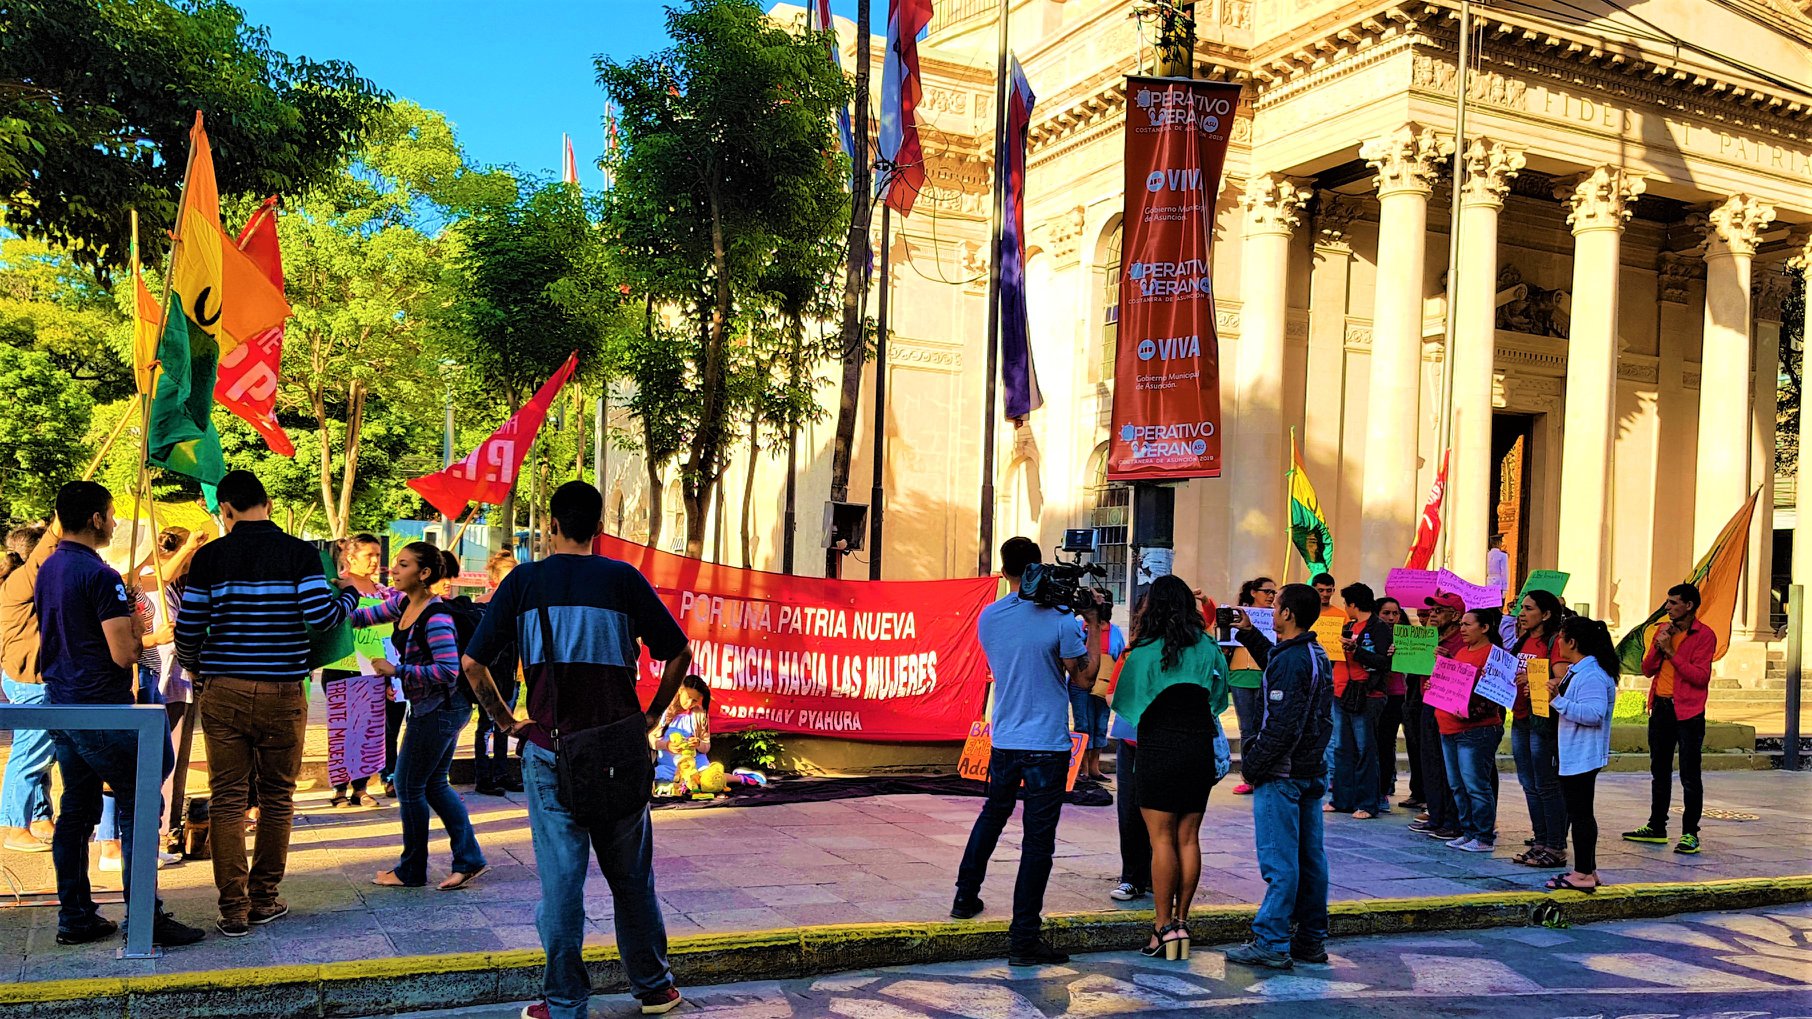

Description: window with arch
[1094,222,1122,385]
[1085,444,1129,609]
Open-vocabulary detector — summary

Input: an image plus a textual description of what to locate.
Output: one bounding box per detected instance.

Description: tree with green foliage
[277,101,511,537]
[0,345,94,521]
[598,0,851,558]
[448,179,620,547]
[0,0,388,275]
[0,238,135,403]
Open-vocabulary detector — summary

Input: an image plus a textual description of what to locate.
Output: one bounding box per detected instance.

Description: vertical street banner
[1107,77,1240,481]
[597,535,998,741]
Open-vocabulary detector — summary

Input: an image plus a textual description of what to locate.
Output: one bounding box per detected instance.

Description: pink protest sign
[1423,656,1479,715]
[1437,569,1506,610]
[327,674,388,788]
[1385,569,1441,608]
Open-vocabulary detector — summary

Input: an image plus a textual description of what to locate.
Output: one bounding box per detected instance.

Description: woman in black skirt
[1109,575,1231,959]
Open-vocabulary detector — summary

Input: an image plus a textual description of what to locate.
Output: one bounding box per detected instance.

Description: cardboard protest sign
[1391,625,1439,674]
[1474,646,1520,709]
[1385,568,1441,608]
[958,721,1087,792]
[1423,657,1478,715]
[1516,570,1570,604]
[326,673,387,788]
[1525,656,1552,717]
[1311,613,1346,662]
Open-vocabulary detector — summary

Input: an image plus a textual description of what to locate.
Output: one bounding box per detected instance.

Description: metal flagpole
[1432,0,1472,570]
[978,0,1010,577]
[869,199,892,580]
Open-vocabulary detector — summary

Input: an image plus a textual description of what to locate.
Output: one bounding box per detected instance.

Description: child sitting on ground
[650,676,766,798]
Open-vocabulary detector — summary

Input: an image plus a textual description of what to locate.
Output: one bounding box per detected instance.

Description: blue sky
[241,1,857,187]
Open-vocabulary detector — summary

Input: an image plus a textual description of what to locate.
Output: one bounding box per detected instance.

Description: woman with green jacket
[1112,574,1231,960]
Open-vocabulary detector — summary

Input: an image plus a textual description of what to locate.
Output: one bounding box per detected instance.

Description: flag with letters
[407,353,579,518]
[214,196,294,456]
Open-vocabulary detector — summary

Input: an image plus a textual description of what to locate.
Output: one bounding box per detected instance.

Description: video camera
[1018,530,1112,615]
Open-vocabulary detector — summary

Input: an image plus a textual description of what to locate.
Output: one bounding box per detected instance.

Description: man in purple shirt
[38,481,202,948]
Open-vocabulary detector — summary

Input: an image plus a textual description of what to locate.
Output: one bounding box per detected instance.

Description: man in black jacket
[1333,582,1393,817]
[1224,582,1333,970]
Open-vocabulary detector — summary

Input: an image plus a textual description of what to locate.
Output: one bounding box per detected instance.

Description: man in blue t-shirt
[37,481,201,948]
[462,482,692,1019]
[952,536,1100,967]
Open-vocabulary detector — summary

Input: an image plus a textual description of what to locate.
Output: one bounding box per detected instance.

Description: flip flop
[1543,874,1598,894]
[438,865,489,891]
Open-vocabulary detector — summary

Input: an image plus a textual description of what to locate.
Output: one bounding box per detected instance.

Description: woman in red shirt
[1509,591,1568,867]
[1440,609,1507,853]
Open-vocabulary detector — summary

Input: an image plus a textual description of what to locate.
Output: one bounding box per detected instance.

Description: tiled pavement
[0,769,1807,984]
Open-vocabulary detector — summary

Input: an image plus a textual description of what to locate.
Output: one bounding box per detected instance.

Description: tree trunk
[643,414,664,549]
[335,380,365,537]
[312,388,342,538]
[741,402,761,569]
[827,0,875,578]
[683,172,735,560]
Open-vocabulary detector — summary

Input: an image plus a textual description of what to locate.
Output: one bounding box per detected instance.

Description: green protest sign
[1516,570,1569,604]
[1391,625,1439,675]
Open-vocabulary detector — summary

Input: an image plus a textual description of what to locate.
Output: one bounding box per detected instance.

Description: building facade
[608,0,1812,688]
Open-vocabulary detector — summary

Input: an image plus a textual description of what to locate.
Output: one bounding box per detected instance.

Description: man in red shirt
[1624,583,1716,855]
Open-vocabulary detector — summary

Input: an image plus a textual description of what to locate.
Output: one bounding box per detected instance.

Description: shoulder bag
[536,582,654,829]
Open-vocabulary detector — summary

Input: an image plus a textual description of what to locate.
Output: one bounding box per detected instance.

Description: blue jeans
[1511,716,1567,850]
[1251,776,1329,954]
[1066,688,1107,749]
[472,678,518,787]
[392,700,486,886]
[954,747,1069,950]
[1332,696,1385,814]
[49,725,171,931]
[0,676,55,829]
[522,741,672,1017]
[1322,702,1342,790]
[1441,724,1503,843]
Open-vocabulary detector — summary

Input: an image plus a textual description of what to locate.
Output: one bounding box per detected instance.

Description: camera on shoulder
[1018,531,1111,615]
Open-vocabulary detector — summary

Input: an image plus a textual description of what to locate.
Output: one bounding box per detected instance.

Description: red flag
[407,353,580,519]
[562,134,579,185]
[215,197,295,456]
[1404,448,1451,570]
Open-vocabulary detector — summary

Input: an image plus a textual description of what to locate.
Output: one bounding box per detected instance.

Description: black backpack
[408,596,513,703]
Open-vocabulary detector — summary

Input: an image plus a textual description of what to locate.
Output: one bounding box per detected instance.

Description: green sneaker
[1621,825,1667,844]
[1674,833,1700,854]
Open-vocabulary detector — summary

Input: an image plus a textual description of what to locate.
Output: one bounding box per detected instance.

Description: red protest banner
[1107,77,1240,482]
[598,535,999,742]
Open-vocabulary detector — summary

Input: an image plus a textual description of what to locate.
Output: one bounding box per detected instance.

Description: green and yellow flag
[146,112,290,487]
[1616,487,1758,674]
[1287,429,1333,576]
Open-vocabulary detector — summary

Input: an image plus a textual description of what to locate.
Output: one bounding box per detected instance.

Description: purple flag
[808,0,856,172]
[999,57,1042,420]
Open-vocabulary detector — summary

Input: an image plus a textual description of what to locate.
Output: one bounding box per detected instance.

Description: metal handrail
[0,703,167,958]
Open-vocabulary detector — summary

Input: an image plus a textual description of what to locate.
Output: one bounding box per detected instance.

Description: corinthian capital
[1790,230,1812,274]
[1457,139,1524,208]
[1242,173,1312,236]
[1697,194,1777,258]
[1360,125,1453,198]
[1557,166,1645,234]
[1314,192,1363,247]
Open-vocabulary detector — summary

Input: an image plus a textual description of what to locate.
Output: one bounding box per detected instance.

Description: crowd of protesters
[953,537,1706,970]
[0,475,1720,1006]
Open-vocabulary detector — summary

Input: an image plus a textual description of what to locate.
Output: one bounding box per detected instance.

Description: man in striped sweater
[175,471,358,938]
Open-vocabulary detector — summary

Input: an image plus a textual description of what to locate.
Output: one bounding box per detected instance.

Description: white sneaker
[98,853,121,873]
[1109,882,1145,901]
[1459,839,1496,853]
[1446,836,1475,850]
[158,850,181,867]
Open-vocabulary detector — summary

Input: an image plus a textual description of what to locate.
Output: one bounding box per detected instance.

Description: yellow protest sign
[1526,656,1552,717]
[1312,612,1346,662]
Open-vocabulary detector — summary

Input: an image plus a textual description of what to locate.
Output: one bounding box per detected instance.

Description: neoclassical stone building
[611,0,1811,687]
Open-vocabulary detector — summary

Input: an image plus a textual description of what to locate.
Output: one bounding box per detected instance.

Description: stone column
[1304,194,1360,575]
[1650,251,1699,602]
[1746,270,1791,637]
[1358,125,1451,583]
[1447,140,1524,582]
[1556,166,1645,616]
[1791,236,1812,599]
[1234,174,1311,583]
[1693,196,1775,558]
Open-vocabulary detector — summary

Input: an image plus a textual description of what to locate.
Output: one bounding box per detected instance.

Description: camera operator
[952,537,1102,966]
